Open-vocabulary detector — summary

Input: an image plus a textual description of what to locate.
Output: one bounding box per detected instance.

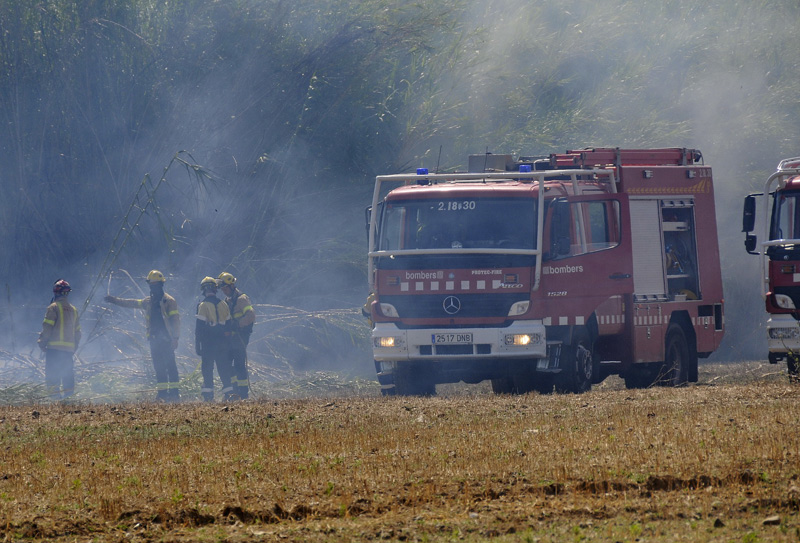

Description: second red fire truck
[743,157,800,375]
[366,148,726,394]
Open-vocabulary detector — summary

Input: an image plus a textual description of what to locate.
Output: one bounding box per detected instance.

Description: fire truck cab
[743,157,800,375]
[367,148,725,395]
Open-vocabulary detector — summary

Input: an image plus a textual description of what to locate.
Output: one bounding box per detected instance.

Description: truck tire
[490,377,514,394]
[491,362,547,394]
[623,364,658,389]
[531,376,555,394]
[392,367,436,396]
[554,328,593,393]
[656,324,690,386]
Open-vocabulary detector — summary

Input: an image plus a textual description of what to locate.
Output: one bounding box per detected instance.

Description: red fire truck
[366,148,725,395]
[743,157,800,375]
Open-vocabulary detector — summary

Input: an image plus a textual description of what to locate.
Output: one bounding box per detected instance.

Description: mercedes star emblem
[443,295,461,315]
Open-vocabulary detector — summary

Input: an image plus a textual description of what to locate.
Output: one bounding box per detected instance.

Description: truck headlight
[769,327,800,340]
[508,301,530,316]
[504,333,542,346]
[775,294,796,309]
[374,336,403,348]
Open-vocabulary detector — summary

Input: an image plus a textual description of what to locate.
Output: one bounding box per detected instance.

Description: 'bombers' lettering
[405,271,443,280]
[543,265,584,275]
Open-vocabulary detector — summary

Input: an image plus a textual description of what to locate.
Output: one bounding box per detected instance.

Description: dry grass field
[2,361,800,542]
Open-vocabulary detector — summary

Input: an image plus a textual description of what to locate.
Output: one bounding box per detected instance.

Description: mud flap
[540,342,562,371]
[375,360,396,395]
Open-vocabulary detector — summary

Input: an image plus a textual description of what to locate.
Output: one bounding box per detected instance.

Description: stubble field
[2,361,800,542]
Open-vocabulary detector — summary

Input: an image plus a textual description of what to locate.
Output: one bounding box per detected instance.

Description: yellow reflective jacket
[38,298,81,352]
[107,293,180,341]
[196,297,231,327]
[195,296,231,348]
[225,289,255,330]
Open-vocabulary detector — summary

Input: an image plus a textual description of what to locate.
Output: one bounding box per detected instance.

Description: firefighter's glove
[195,342,202,356]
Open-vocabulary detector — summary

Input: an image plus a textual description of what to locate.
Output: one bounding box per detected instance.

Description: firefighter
[362,292,375,328]
[105,270,181,402]
[217,272,255,399]
[195,276,233,401]
[38,279,81,400]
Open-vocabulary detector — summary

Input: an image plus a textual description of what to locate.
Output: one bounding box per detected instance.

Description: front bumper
[767,314,800,353]
[372,320,547,362]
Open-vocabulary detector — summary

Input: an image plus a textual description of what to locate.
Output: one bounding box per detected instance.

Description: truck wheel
[623,364,658,389]
[381,386,396,396]
[531,376,554,394]
[492,364,544,394]
[554,328,593,393]
[491,377,514,394]
[492,361,544,394]
[657,324,689,386]
[393,368,436,396]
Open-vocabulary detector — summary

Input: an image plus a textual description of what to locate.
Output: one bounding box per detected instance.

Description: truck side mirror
[742,195,756,233]
[745,234,758,255]
[365,205,372,243]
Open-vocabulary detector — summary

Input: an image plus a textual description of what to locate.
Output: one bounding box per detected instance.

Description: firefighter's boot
[237,382,249,400]
[156,387,170,402]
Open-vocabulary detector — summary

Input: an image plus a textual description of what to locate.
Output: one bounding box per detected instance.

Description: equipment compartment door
[662,200,700,300]
[629,199,666,301]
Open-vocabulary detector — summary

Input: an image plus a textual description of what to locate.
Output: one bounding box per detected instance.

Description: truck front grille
[418,344,492,356]
[381,293,523,320]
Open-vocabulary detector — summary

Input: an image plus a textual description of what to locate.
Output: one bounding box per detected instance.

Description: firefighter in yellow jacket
[105,270,181,402]
[217,272,255,399]
[38,279,81,399]
[195,277,233,401]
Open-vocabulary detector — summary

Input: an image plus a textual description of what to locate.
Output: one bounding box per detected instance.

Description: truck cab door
[541,194,633,345]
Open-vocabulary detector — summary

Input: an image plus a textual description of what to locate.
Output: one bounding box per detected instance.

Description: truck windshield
[378,197,536,251]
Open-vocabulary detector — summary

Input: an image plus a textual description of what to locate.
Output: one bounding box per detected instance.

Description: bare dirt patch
[2,361,799,542]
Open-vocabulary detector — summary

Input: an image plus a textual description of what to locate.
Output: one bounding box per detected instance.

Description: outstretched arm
[104,295,143,309]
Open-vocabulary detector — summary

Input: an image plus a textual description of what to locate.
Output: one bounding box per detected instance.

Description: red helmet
[53,279,71,296]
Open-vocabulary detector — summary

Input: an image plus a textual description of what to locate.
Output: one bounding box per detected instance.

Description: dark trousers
[200,343,232,401]
[229,333,250,399]
[150,337,180,402]
[45,349,74,399]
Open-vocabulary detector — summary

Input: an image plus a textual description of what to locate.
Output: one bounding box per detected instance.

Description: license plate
[432,333,473,344]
